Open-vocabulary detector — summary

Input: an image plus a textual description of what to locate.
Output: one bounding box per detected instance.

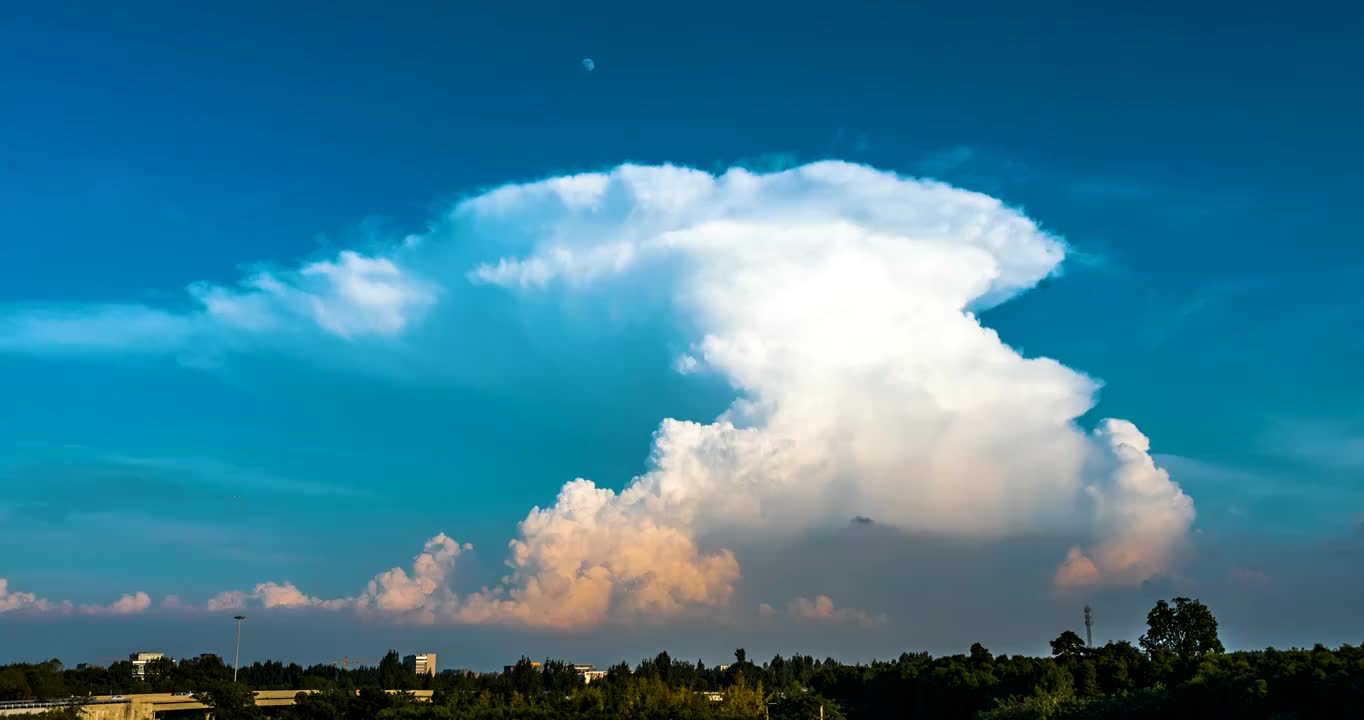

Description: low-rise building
[581,670,607,684]
[567,664,608,684]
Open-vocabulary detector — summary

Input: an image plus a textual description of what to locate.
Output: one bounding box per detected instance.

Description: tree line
[2,597,1361,719]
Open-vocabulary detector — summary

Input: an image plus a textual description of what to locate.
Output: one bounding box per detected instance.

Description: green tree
[1049,631,1086,661]
[0,667,33,700]
[1072,661,1100,698]
[143,657,176,690]
[286,688,350,720]
[1138,597,1224,661]
[194,682,262,720]
[347,687,400,720]
[770,691,845,720]
[377,651,407,690]
[1093,640,1144,693]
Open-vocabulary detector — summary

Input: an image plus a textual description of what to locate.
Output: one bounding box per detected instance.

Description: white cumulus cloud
[83,591,152,616]
[353,533,469,623]
[0,578,65,614]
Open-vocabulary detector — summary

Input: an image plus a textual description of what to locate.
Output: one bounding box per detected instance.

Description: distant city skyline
[2,1,1362,662]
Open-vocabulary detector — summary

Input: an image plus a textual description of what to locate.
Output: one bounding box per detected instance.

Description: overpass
[0,691,433,720]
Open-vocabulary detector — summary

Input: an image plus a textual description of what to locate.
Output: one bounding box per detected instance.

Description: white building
[403,653,437,677]
[571,664,608,684]
[129,652,164,679]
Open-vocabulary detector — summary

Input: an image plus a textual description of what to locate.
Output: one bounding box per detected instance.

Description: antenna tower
[1083,605,1094,648]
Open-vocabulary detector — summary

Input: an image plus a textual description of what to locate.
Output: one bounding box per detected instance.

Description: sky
[1,0,1362,670]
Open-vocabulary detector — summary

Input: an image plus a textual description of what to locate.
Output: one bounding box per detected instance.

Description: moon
[582,58,595,72]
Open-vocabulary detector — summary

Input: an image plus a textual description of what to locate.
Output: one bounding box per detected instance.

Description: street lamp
[233,615,246,682]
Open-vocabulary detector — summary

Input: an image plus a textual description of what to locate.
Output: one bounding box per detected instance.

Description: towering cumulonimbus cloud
[0,162,1196,625]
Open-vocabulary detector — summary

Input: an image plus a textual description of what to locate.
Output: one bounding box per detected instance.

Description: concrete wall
[2,690,431,720]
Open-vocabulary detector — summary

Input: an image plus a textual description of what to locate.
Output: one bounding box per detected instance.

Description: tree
[770,692,846,720]
[1093,641,1144,692]
[286,689,348,720]
[0,667,32,701]
[194,682,262,720]
[734,648,747,665]
[1050,631,1087,661]
[1138,597,1224,661]
[143,657,176,690]
[377,651,406,690]
[1072,661,1100,698]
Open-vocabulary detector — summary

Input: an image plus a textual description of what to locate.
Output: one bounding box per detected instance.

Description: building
[403,653,437,677]
[503,661,541,674]
[75,663,103,671]
[569,664,607,684]
[129,652,164,679]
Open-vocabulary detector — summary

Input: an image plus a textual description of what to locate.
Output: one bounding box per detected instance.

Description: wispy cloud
[0,251,436,358]
[0,447,368,524]
[759,595,886,629]
[1259,417,1364,472]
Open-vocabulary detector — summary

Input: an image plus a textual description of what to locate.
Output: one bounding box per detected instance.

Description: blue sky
[2,1,1362,666]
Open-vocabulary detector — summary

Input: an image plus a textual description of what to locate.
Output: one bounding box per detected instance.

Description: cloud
[1057,420,1195,588]
[0,578,67,614]
[455,481,741,628]
[206,590,248,612]
[458,162,1192,609]
[354,534,468,623]
[759,595,886,629]
[255,582,354,611]
[199,582,356,614]
[0,251,435,356]
[79,591,153,616]
[1,579,153,617]
[1261,417,1364,471]
[2,161,1197,627]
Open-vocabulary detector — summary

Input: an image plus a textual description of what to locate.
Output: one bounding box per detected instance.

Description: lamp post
[233,615,246,682]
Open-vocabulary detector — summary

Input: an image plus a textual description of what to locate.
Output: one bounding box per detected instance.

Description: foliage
[1049,632,1086,661]
[1138,597,1224,662]
[1,598,1360,720]
[193,681,263,720]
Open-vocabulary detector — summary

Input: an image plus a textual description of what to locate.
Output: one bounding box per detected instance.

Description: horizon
[2,1,1362,665]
